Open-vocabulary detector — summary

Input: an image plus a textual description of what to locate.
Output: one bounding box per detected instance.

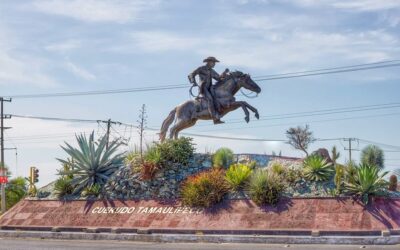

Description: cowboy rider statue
[188,56,229,124]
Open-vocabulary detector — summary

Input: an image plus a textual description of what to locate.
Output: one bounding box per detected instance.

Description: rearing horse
[160,71,261,141]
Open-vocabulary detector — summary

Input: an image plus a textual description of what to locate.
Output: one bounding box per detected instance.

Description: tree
[285,125,315,156]
[0,177,27,212]
[360,145,384,170]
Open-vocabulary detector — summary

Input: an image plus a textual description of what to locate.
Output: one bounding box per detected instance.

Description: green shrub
[389,175,398,191]
[3,177,27,210]
[81,184,102,198]
[124,150,140,166]
[181,168,229,208]
[225,163,252,190]
[303,155,334,182]
[270,162,286,176]
[57,131,124,194]
[343,164,388,204]
[247,169,285,206]
[146,137,195,167]
[144,146,162,166]
[247,161,257,169]
[54,177,74,199]
[212,148,234,168]
[361,145,384,169]
[285,167,303,185]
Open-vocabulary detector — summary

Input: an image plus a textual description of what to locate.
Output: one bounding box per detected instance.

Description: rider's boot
[213,113,225,124]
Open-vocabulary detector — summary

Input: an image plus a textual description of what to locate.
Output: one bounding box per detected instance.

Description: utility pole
[1,97,12,214]
[98,119,121,149]
[343,138,357,162]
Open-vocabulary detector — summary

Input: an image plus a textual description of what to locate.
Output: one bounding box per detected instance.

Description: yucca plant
[225,163,252,190]
[53,177,74,199]
[212,148,234,169]
[247,169,285,206]
[303,155,334,182]
[57,131,125,194]
[343,164,388,204]
[270,162,286,176]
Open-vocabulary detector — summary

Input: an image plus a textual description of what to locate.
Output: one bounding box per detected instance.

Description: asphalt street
[0,239,399,250]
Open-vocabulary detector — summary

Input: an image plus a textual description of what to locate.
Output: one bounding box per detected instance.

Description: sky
[1,0,400,186]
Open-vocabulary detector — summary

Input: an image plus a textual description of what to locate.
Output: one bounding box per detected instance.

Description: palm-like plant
[225,163,252,190]
[53,177,74,199]
[343,164,388,204]
[303,155,334,182]
[57,131,125,194]
[361,145,384,169]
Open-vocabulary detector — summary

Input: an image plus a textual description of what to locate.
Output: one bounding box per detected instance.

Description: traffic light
[30,167,39,183]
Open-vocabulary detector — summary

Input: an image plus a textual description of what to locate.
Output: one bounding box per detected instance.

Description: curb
[0,230,399,245]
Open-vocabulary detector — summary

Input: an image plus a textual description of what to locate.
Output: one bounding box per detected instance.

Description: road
[0,239,399,250]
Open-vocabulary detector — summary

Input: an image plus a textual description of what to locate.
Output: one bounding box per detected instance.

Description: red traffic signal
[0,176,8,184]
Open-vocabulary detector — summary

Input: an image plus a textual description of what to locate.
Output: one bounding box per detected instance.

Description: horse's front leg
[240,101,259,120]
[230,101,250,123]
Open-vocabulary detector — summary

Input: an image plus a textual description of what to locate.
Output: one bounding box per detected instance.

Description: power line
[358,139,400,150]
[255,62,400,81]
[191,112,400,133]
[10,114,99,123]
[6,84,187,99]
[5,60,400,99]
[193,103,400,127]
[252,59,400,79]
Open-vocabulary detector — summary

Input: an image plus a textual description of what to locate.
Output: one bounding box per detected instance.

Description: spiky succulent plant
[343,164,388,204]
[303,155,334,182]
[57,131,124,194]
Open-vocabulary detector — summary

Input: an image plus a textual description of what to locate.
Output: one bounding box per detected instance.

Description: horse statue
[159,71,261,141]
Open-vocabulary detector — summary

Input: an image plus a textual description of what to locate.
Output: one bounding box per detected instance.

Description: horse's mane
[214,70,244,89]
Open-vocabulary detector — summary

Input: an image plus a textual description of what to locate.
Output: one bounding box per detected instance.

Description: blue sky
[1,0,400,186]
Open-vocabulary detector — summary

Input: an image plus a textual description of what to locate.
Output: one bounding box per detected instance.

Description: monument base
[1,198,399,234]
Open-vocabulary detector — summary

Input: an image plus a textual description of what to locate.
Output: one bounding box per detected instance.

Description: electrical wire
[252,59,400,79]
[190,112,400,133]
[4,60,400,99]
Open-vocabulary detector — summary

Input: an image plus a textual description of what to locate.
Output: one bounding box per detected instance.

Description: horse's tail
[159,108,176,142]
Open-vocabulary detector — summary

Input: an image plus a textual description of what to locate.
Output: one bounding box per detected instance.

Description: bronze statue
[160,57,261,141]
[188,56,228,124]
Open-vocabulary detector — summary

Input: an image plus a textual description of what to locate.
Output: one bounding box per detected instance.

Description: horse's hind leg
[169,119,197,139]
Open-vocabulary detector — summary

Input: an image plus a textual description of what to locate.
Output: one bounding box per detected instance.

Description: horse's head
[234,71,261,94]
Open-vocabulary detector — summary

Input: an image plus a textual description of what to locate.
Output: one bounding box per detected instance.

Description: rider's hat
[203,56,220,63]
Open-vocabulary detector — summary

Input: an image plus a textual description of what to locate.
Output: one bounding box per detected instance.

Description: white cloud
[65,61,96,80]
[124,28,399,73]
[31,0,160,23]
[0,50,57,87]
[291,0,400,11]
[45,39,81,52]
[0,25,57,87]
[129,31,200,52]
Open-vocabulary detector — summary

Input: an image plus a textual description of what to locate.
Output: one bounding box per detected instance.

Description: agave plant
[303,155,334,182]
[343,164,388,204]
[57,131,125,194]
